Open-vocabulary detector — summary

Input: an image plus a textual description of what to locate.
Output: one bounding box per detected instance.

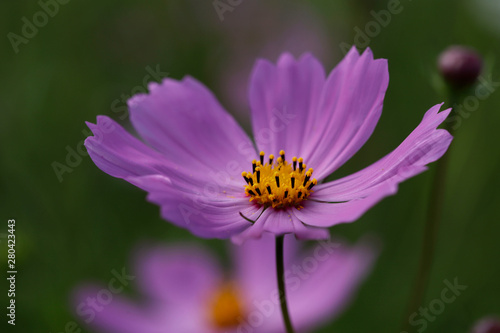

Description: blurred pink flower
[471,317,500,333]
[73,234,377,333]
[211,1,335,114]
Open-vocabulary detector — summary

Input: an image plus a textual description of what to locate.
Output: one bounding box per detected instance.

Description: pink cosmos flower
[73,234,377,333]
[85,47,453,243]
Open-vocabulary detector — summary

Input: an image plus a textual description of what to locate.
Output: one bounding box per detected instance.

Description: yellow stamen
[242,150,317,209]
[209,283,245,328]
[279,149,285,161]
[298,157,304,171]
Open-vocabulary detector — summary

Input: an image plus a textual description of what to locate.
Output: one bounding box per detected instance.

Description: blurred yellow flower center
[209,283,245,328]
[242,150,317,209]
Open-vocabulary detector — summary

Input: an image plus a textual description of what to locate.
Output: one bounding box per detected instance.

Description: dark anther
[303,174,311,187]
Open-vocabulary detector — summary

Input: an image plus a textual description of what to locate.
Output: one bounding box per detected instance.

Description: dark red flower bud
[438,45,483,88]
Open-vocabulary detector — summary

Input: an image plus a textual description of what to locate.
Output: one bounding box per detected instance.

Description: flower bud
[471,317,500,333]
[438,45,483,88]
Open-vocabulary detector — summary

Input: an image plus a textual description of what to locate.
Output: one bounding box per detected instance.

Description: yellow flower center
[209,283,245,328]
[242,150,317,209]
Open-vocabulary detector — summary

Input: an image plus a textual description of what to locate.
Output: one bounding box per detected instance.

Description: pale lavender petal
[231,209,329,245]
[74,285,213,333]
[157,304,212,333]
[295,104,453,227]
[133,245,222,305]
[128,77,256,179]
[248,47,388,181]
[248,53,326,158]
[294,182,398,228]
[471,317,500,333]
[85,116,212,191]
[231,234,306,332]
[73,244,226,333]
[232,233,298,303]
[72,286,160,333]
[304,47,389,180]
[127,175,259,239]
[287,238,379,331]
[231,235,378,333]
[84,116,175,179]
[85,116,258,239]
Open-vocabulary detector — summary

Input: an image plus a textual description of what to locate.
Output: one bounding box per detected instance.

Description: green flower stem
[276,235,295,333]
[402,91,459,331]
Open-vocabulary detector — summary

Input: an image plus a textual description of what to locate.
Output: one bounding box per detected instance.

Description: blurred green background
[1,0,499,332]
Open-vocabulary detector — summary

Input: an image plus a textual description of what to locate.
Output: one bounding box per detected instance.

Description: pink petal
[248,47,389,180]
[72,285,159,333]
[73,249,220,333]
[231,208,329,245]
[304,47,389,180]
[295,103,453,227]
[85,116,175,179]
[127,175,259,239]
[230,235,378,332]
[128,77,256,179]
[232,233,298,303]
[471,317,500,333]
[249,53,326,159]
[287,238,379,331]
[85,116,258,239]
[133,245,222,305]
[85,116,212,191]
